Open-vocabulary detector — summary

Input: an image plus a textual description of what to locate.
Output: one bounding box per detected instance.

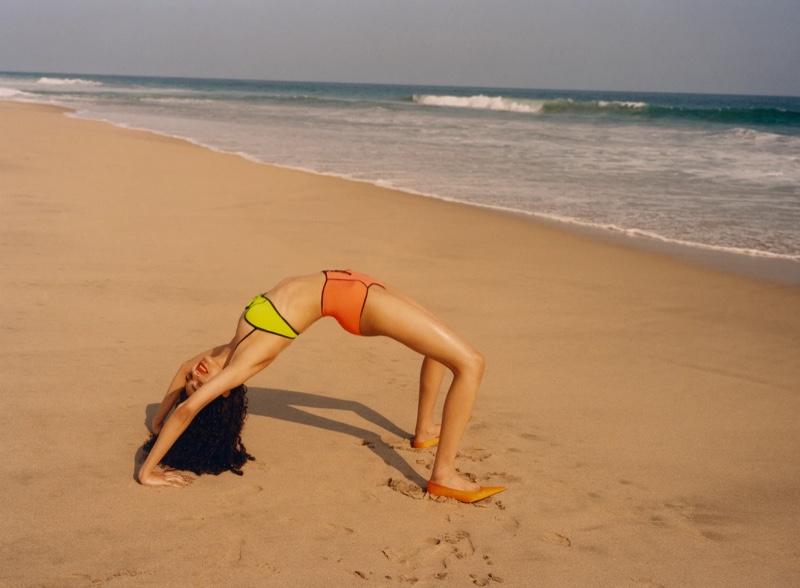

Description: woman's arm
[138,334,287,487]
[150,361,192,434]
[138,363,251,487]
[150,345,232,433]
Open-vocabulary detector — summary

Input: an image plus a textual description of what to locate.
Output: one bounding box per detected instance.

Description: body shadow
[140,387,426,488]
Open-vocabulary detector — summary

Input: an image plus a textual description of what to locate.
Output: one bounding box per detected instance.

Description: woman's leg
[360,286,486,492]
[416,357,446,443]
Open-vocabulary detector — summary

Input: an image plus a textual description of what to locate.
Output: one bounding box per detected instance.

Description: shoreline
[2,100,799,586]
[12,99,794,285]
[528,213,800,287]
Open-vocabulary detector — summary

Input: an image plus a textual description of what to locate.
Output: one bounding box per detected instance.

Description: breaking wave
[37,77,103,87]
[412,94,800,128]
[412,94,545,113]
[0,87,32,98]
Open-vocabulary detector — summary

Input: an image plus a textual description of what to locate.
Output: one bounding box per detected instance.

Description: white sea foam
[414,95,653,115]
[725,127,797,146]
[511,212,800,261]
[37,77,102,86]
[413,94,545,113]
[0,87,31,98]
[140,97,215,105]
[597,100,648,109]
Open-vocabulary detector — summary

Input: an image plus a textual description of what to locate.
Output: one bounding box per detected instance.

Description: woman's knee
[454,347,485,380]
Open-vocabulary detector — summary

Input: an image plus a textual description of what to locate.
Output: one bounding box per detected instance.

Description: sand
[1,100,799,587]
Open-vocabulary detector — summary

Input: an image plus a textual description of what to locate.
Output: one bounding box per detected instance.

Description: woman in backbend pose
[138,270,506,503]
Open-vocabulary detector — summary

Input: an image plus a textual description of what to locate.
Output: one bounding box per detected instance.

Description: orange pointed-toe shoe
[411,436,440,449]
[426,481,507,503]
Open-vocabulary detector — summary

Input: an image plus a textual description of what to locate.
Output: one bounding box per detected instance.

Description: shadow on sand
[139,386,425,487]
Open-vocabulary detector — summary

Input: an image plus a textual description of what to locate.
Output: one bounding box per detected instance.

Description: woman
[138,270,506,503]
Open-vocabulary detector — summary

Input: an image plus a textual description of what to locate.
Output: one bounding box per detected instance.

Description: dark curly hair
[142,384,255,476]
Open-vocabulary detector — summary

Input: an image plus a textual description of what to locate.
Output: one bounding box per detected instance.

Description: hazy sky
[1,1,799,95]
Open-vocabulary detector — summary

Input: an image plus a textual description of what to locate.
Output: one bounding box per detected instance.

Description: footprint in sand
[218,537,245,565]
[441,530,476,560]
[502,517,521,535]
[65,570,151,585]
[661,497,728,542]
[316,523,356,540]
[381,532,472,568]
[380,530,502,584]
[459,447,493,462]
[440,531,504,584]
[381,546,408,564]
[256,563,279,575]
[223,483,264,507]
[471,572,505,585]
[477,471,522,484]
[387,477,426,500]
[541,531,571,547]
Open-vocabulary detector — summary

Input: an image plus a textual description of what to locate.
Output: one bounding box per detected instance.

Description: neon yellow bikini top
[243,294,299,339]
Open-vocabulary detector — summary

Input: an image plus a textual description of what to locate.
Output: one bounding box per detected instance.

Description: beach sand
[1,101,799,587]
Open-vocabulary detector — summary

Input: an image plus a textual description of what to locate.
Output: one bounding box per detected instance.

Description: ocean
[2,72,799,267]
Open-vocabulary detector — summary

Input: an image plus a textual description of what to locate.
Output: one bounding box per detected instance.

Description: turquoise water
[2,72,799,260]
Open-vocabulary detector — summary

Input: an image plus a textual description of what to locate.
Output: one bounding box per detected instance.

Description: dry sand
[1,101,799,587]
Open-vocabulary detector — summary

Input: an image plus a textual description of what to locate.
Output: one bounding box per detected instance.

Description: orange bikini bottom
[321,270,386,335]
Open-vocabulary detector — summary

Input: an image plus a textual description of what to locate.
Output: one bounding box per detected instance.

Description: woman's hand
[151,420,163,435]
[138,467,192,488]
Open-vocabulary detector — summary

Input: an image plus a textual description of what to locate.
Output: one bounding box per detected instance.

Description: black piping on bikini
[234,294,298,351]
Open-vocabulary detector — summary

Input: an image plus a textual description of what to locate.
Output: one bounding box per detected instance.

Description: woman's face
[185,357,221,394]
